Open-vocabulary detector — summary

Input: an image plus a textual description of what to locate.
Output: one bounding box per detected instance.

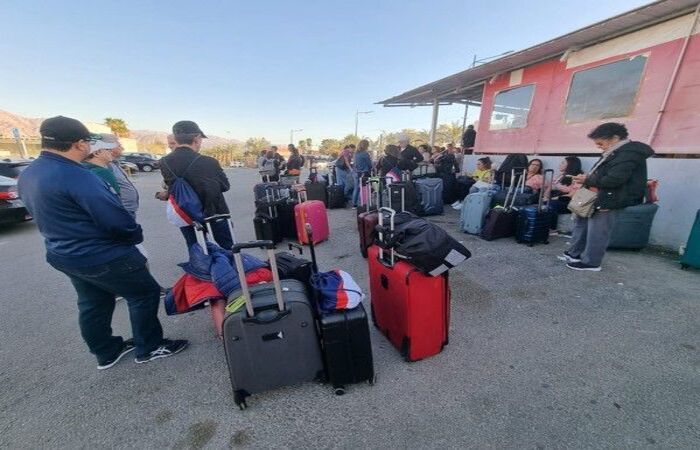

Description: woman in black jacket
[377,144,400,177]
[561,123,654,271]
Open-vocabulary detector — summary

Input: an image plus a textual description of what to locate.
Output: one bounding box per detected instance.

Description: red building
[380,0,700,156]
[379,0,700,248]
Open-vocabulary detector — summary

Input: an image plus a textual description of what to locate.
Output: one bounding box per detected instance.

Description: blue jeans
[50,250,163,362]
[335,166,353,201]
[352,172,362,206]
[180,218,234,250]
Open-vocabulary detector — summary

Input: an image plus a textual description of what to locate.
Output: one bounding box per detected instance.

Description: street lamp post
[354,110,373,137]
[471,50,514,67]
[290,128,303,145]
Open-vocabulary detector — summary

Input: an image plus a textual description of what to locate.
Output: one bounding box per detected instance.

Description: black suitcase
[223,241,324,409]
[253,213,281,243]
[305,180,328,205]
[515,169,554,246]
[480,170,525,241]
[276,199,298,239]
[275,249,313,290]
[304,223,375,394]
[327,185,346,209]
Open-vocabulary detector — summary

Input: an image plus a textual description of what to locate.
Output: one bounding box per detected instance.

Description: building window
[489,84,535,130]
[564,55,647,123]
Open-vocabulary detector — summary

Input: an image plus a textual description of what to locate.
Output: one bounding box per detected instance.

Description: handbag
[568,186,598,217]
[566,151,613,218]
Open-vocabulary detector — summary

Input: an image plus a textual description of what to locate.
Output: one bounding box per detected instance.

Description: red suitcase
[295,191,329,245]
[367,208,450,362]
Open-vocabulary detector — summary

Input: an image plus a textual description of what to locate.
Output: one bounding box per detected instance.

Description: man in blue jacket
[18,116,188,370]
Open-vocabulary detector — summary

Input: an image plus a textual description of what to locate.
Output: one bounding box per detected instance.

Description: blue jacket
[353,150,373,174]
[18,151,143,268]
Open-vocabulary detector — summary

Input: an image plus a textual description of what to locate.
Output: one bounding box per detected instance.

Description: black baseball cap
[40,116,92,144]
[172,120,207,138]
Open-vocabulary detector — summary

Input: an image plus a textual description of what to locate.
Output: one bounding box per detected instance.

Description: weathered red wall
[475,34,700,155]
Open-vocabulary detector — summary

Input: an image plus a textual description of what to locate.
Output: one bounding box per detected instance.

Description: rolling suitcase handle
[304,224,319,273]
[231,240,284,317]
[192,221,209,255]
[377,207,396,266]
[538,169,555,212]
[504,168,527,211]
[203,214,237,245]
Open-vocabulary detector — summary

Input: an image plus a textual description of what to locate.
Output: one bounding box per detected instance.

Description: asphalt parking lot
[1,168,698,449]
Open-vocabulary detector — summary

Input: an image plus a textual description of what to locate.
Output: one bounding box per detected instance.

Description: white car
[229,161,244,168]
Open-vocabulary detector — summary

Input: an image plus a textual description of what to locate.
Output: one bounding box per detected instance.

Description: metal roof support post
[429,99,440,146]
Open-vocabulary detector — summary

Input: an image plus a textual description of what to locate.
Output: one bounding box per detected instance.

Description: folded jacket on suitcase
[377,211,471,276]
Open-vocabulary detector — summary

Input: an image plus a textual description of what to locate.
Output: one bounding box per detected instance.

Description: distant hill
[130,130,243,150]
[0,110,242,149]
[0,110,43,138]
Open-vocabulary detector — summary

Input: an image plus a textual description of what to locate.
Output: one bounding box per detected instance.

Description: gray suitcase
[460,190,494,234]
[414,177,443,215]
[223,240,324,409]
[607,203,659,249]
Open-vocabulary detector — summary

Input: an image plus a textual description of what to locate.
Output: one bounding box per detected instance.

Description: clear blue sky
[0,0,649,144]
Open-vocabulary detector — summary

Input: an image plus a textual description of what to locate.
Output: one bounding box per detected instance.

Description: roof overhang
[378,0,699,107]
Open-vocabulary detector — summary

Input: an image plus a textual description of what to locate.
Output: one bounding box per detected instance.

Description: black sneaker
[135,339,189,364]
[97,339,135,370]
[557,251,581,263]
[566,261,601,272]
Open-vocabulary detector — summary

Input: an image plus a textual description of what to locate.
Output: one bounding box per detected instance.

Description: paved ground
[0,168,698,449]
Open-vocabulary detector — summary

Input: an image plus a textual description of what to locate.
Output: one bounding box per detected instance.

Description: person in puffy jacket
[560,122,654,271]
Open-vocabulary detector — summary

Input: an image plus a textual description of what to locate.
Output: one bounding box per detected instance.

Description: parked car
[0,159,31,179]
[126,152,159,160]
[120,155,160,172]
[0,175,30,225]
[229,161,244,168]
[119,161,139,175]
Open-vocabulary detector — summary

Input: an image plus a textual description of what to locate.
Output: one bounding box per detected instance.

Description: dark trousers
[50,250,163,362]
[180,219,234,250]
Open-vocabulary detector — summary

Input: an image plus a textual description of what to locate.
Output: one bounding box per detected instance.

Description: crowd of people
[17,115,651,372]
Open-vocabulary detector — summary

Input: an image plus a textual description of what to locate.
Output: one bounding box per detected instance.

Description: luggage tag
[225,295,246,313]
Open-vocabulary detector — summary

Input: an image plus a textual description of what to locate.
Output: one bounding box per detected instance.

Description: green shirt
[83,162,121,195]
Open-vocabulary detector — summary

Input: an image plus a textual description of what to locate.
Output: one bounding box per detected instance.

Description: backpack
[161,156,205,227]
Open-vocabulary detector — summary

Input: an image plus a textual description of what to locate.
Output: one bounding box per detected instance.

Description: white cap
[89,136,118,154]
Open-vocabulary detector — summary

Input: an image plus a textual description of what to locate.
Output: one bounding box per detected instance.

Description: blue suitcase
[414,178,443,216]
[515,169,554,246]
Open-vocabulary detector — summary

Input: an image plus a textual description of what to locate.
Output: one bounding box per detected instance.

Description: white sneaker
[452,203,462,210]
[450,201,460,208]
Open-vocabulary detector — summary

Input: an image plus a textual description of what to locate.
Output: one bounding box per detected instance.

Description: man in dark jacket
[19,116,188,369]
[398,135,423,171]
[561,122,654,271]
[462,125,476,151]
[160,120,233,250]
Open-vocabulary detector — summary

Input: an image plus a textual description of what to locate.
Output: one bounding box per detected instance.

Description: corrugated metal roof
[378,0,699,106]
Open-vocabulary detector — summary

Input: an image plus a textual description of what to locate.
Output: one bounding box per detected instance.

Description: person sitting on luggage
[547,156,584,231]
[285,145,305,177]
[560,122,654,271]
[377,144,401,178]
[260,150,278,178]
[352,139,374,207]
[525,158,544,193]
[451,157,494,210]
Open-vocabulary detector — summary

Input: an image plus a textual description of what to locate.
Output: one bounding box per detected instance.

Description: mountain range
[0,110,242,149]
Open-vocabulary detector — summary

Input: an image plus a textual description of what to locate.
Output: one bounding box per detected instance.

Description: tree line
[102,116,468,165]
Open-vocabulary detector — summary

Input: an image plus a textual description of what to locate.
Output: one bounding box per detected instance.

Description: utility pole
[290,128,303,145]
[354,110,373,136]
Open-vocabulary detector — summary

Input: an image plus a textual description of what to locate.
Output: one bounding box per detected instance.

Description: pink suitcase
[295,197,329,245]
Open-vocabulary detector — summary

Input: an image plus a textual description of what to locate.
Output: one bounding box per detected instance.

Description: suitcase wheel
[333,386,346,396]
[368,373,377,386]
[681,264,689,270]
[234,390,248,410]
